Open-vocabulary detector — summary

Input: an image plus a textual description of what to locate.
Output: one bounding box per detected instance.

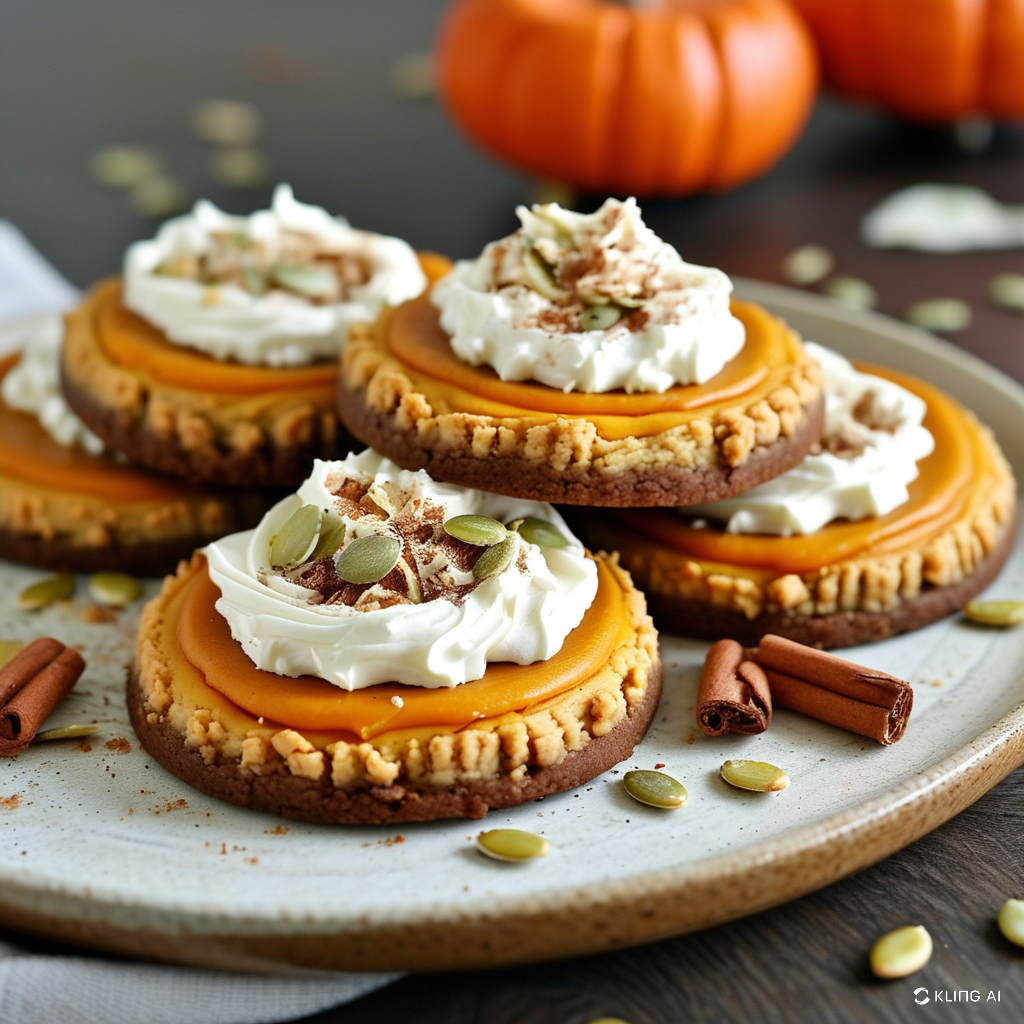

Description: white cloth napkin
[0,222,403,1022]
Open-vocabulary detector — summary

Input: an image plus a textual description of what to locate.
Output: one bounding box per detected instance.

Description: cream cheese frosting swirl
[205,451,598,690]
[123,185,426,367]
[431,197,745,393]
[1,313,104,454]
[685,343,935,536]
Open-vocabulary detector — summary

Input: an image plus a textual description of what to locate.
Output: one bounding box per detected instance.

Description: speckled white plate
[1,281,1023,973]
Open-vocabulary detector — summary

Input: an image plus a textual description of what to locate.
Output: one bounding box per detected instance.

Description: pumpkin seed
[335,534,402,584]
[523,247,570,303]
[90,145,163,189]
[270,504,322,569]
[964,599,1024,627]
[88,572,142,607]
[822,275,878,311]
[989,273,1024,313]
[613,295,645,309]
[623,770,688,809]
[212,147,269,190]
[130,175,188,218]
[472,535,517,581]
[781,244,834,286]
[310,514,347,561]
[0,640,24,669]
[443,514,508,547]
[720,759,790,792]
[34,723,100,743]
[531,204,576,249]
[476,828,550,862]
[869,925,933,979]
[997,899,1024,947]
[904,297,972,333]
[271,263,338,299]
[580,304,622,331]
[19,573,75,610]
[517,517,569,549]
[191,98,263,146]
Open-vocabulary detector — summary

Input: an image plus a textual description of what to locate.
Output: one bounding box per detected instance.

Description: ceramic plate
[2,281,1023,972]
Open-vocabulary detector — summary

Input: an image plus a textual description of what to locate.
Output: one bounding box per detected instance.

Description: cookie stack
[0,185,428,574]
[119,193,1014,823]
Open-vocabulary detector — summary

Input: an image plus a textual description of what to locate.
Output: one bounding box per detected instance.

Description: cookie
[337,198,823,506]
[575,364,1016,648]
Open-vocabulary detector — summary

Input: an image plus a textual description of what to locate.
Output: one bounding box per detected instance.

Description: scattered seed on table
[90,145,163,189]
[212,147,269,189]
[904,298,972,333]
[781,244,834,286]
[869,925,933,978]
[130,176,188,218]
[191,98,263,145]
[964,600,1024,627]
[720,759,789,792]
[623,770,688,809]
[989,273,1024,313]
[821,275,878,311]
[476,828,550,862]
[997,899,1024,947]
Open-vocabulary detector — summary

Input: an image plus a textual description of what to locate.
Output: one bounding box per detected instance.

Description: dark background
[2,3,1024,1021]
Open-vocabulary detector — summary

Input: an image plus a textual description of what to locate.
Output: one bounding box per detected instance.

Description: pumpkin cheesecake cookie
[129,451,660,823]
[0,315,266,574]
[577,345,1017,648]
[338,198,823,505]
[62,185,434,487]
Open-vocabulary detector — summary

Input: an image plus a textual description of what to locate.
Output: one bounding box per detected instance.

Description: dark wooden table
[2,3,1024,1021]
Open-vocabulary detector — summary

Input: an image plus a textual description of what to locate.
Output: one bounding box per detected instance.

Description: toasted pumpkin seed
[191,98,263,146]
[443,514,508,547]
[721,759,790,792]
[34,723,100,743]
[271,263,338,299]
[130,175,188,218]
[88,572,142,607]
[335,534,402,584]
[19,574,75,611]
[613,294,645,309]
[517,517,569,549]
[904,297,972,333]
[476,828,550,862]
[90,145,163,189]
[472,536,517,581]
[781,244,834,286]
[523,247,570,303]
[998,899,1024,946]
[964,599,1024,627]
[624,770,688,809]
[990,272,1024,313]
[580,304,622,331]
[212,147,269,190]
[311,514,347,561]
[0,640,23,669]
[870,925,933,979]
[270,504,322,569]
[822,275,877,311]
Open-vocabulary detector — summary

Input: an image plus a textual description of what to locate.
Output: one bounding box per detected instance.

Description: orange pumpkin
[436,0,818,196]
[790,0,1024,121]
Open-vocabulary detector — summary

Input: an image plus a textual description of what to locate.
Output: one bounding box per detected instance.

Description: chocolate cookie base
[127,657,663,825]
[644,518,1017,649]
[62,369,350,489]
[337,384,825,507]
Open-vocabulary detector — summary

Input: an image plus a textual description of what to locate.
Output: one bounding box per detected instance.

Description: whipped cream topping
[685,344,935,535]
[431,197,745,394]
[1,312,104,454]
[205,451,598,690]
[123,184,426,366]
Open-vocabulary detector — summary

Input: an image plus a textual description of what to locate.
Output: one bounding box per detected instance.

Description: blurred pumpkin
[435,0,818,197]
[791,0,1024,121]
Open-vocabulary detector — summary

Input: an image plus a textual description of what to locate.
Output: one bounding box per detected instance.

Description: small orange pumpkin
[436,0,818,197]
[790,0,1024,122]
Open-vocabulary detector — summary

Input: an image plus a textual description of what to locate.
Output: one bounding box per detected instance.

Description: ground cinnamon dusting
[0,794,20,810]
[105,737,131,754]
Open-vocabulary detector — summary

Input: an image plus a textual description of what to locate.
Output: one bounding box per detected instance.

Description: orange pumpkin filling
[612,366,988,575]
[0,354,196,502]
[166,555,630,745]
[92,253,451,397]
[379,295,809,441]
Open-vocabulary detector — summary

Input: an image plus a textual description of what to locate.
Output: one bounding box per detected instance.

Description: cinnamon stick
[697,639,772,737]
[0,645,85,756]
[0,637,65,706]
[753,634,912,745]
